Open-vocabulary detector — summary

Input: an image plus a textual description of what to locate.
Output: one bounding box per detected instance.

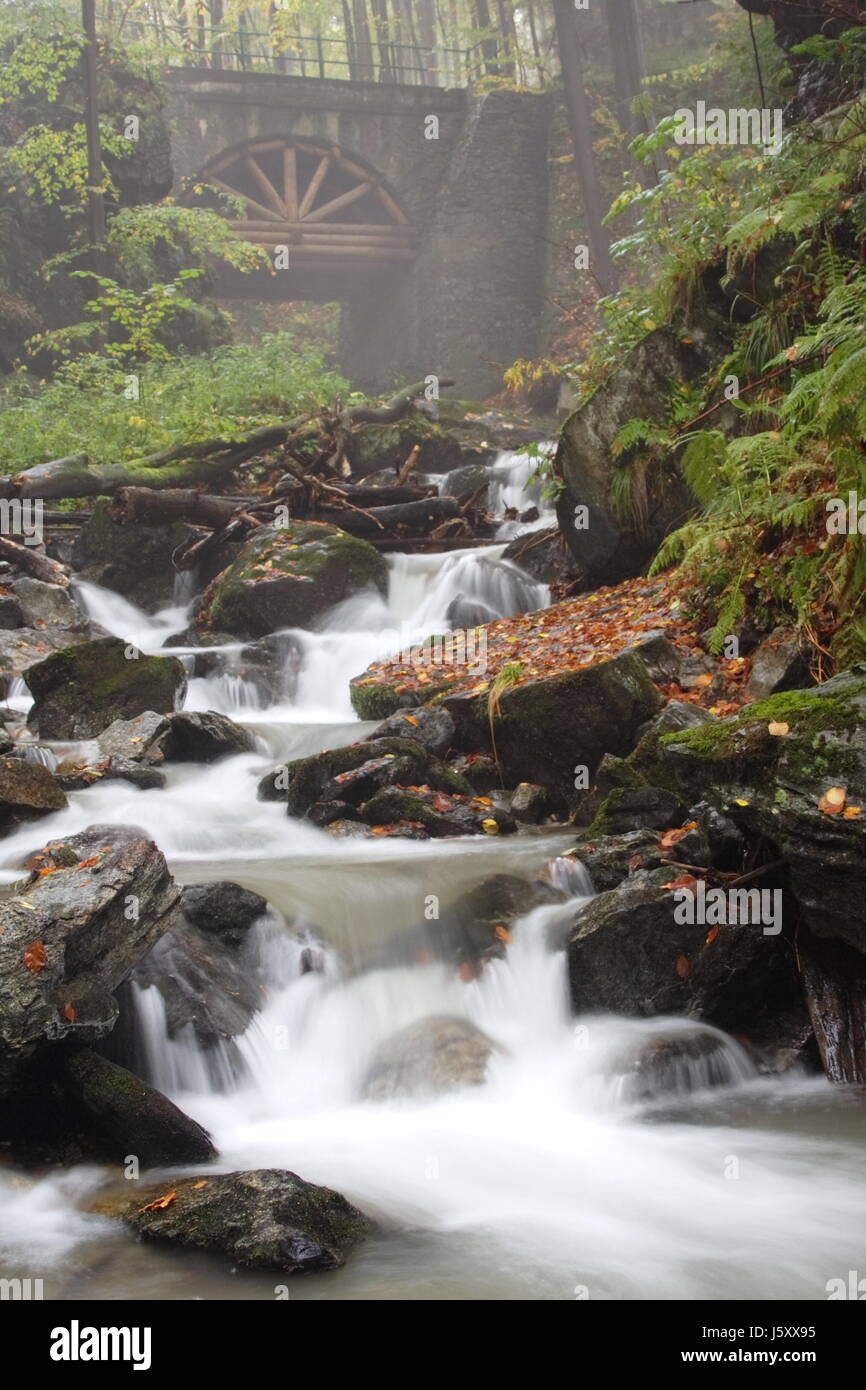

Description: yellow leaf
[818,786,847,815]
[481,818,499,835]
[767,721,789,736]
[843,805,862,818]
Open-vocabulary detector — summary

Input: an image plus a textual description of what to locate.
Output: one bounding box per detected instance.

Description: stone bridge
[166,69,551,397]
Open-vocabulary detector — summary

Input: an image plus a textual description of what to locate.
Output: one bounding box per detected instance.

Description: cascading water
[3,546,866,1302]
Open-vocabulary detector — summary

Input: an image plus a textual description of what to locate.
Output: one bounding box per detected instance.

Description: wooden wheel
[192,137,418,269]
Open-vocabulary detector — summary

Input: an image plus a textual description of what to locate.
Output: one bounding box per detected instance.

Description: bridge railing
[123,20,480,88]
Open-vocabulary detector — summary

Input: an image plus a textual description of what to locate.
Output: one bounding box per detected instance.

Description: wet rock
[747,626,811,699]
[203,521,387,639]
[555,326,724,585]
[575,830,666,892]
[0,596,24,629]
[55,755,166,793]
[360,785,516,837]
[0,1048,215,1168]
[72,498,195,610]
[616,1027,752,1105]
[11,578,82,630]
[368,705,456,758]
[180,881,268,953]
[585,785,686,835]
[260,738,471,818]
[636,699,714,740]
[628,667,866,955]
[626,631,683,686]
[0,756,67,829]
[132,920,263,1051]
[442,650,662,798]
[567,868,793,1029]
[449,753,499,795]
[503,527,577,586]
[26,638,187,740]
[97,710,169,764]
[440,463,490,506]
[434,872,565,964]
[510,782,549,823]
[90,1169,371,1273]
[157,710,256,763]
[363,1015,498,1099]
[0,825,180,1088]
[444,597,498,628]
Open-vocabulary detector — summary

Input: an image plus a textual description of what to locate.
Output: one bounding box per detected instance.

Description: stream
[1,450,866,1301]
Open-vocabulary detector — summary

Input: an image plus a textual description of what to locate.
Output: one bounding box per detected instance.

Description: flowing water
[1,455,866,1301]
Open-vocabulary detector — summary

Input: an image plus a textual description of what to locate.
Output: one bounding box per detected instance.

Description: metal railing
[120,21,480,88]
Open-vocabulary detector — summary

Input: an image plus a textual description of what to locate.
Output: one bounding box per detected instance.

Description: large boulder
[0,580,94,695]
[258,737,470,818]
[363,1016,498,1099]
[26,637,187,739]
[0,1047,215,1167]
[0,825,180,1087]
[628,668,866,955]
[567,867,794,1030]
[202,521,387,639]
[0,756,67,829]
[72,497,194,610]
[90,1169,371,1273]
[442,650,662,798]
[131,920,263,1052]
[155,710,256,762]
[554,327,722,585]
[180,881,268,952]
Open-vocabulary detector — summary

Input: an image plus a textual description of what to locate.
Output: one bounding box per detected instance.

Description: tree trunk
[352,0,375,80]
[342,0,359,78]
[473,0,499,77]
[371,0,395,81]
[552,0,614,293]
[606,0,646,143]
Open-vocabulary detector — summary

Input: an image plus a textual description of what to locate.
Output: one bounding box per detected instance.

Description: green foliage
[0,333,348,470]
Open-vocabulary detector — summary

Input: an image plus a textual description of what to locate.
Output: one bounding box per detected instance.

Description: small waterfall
[485,446,557,540]
[128,982,242,1095]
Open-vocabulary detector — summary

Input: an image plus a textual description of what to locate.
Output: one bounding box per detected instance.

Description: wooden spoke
[282,145,298,221]
[243,156,286,216]
[303,181,373,224]
[297,155,332,219]
[209,175,284,223]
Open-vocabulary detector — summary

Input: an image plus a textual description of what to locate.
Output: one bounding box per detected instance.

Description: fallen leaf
[76,856,101,870]
[706,926,720,945]
[494,925,512,943]
[138,1191,177,1213]
[402,715,419,726]
[818,786,847,815]
[662,874,698,892]
[659,822,697,851]
[63,1003,76,1022]
[23,941,47,974]
[191,1180,208,1190]
[767,721,789,736]
[481,818,499,835]
[675,954,691,979]
[843,805,862,819]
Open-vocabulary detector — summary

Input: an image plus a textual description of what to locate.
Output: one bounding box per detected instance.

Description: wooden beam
[244,155,286,215]
[282,145,298,221]
[303,181,373,223]
[297,155,331,218]
[376,184,410,225]
[210,175,284,223]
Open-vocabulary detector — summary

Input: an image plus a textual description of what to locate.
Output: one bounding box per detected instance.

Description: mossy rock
[26,637,187,740]
[90,1169,371,1274]
[204,521,387,639]
[71,498,193,611]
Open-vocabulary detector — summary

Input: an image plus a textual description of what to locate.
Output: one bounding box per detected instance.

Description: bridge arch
[188,134,418,294]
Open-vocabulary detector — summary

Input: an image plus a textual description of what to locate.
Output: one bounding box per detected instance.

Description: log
[0,535,70,587]
[315,496,460,536]
[799,930,866,1084]
[109,488,242,529]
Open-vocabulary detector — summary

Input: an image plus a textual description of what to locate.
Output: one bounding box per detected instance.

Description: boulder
[180,881,268,952]
[629,668,866,955]
[0,825,180,1087]
[503,527,577,586]
[132,920,263,1051]
[636,699,714,740]
[434,872,565,964]
[0,595,24,629]
[203,521,387,639]
[368,705,456,758]
[90,1169,371,1273]
[584,785,686,835]
[615,1026,754,1106]
[0,756,67,829]
[555,327,720,585]
[156,710,256,763]
[0,1048,215,1168]
[11,578,82,631]
[746,626,811,699]
[26,638,187,740]
[259,737,471,818]
[363,1016,498,1099]
[567,867,794,1029]
[442,650,662,798]
[510,781,549,823]
[358,785,516,837]
[97,710,169,764]
[72,497,194,610]
[574,829,666,892]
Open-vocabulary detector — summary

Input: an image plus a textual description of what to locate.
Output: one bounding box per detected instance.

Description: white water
[1,507,866,1301]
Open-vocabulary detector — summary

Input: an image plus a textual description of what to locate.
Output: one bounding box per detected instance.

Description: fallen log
[109,488,243,529]
[313,496,461,536]
[0,378,455,500]
[0,535,70,586]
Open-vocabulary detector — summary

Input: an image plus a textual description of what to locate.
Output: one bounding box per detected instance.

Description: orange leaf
[767,721,789,737]
[662,874,698,892]
[494,925,512,943]
[659,822,697,851]
[63,1003,76,1022]
[818,786,847,815]
[843,805,862,819]
[705,926,719,945]
[76,855,101,870]
[693,673,713,688]
[401,715,419,726]
[370,826,390,836]
[23,941,47,974]
[139,1191,176,1213]
[675,954,691,979]
[191,1180,208,1190]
